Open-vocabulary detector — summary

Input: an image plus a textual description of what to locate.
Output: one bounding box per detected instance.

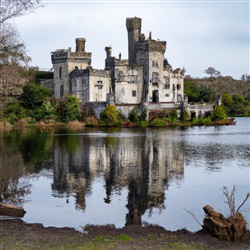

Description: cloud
[13,1,249,79]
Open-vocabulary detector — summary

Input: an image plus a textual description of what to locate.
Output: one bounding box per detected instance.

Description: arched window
[177,84,181,90]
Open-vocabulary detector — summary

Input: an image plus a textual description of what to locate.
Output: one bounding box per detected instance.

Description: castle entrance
[152,90,159,102]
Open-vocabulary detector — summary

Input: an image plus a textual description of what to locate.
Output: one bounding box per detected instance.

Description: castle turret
[75,38,86,52]
[105,46,112,58]
[126,17,141,65]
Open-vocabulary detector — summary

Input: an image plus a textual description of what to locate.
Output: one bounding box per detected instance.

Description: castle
[50,17,187,119]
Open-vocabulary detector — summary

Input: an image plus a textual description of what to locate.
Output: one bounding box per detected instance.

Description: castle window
[132,90,136,97]
[59,67,62,78]
[95,80,103,89]
[165,83,170,89]
[177,84,181,90]
[152,72,159,86]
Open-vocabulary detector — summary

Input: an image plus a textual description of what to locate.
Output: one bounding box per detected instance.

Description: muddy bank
[0,219,250,249]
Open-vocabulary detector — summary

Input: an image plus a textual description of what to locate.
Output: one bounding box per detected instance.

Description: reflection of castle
[52,129,184,225]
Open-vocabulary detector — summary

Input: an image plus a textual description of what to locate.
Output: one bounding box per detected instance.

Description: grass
[116,234,132,241]
[169,242,212,250]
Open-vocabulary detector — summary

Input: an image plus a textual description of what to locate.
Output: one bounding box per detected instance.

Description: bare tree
[0,22,30,65]
[0,0,42,24]
[0,0,43,107]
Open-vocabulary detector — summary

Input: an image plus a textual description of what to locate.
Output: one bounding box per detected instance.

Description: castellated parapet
[51,48,92,65]
[135,40,166,53]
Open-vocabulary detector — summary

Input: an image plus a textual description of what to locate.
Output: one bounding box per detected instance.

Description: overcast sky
[13,0,249,80]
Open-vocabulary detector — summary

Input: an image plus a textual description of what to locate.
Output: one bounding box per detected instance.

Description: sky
[13,0,249,80]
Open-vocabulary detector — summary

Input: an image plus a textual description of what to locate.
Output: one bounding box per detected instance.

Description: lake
[0,117,249,232]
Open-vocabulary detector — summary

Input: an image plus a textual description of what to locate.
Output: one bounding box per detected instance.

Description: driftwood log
[0,202,26,217]
[202,205,247,241]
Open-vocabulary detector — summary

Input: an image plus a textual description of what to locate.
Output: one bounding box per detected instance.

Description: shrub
[56,95,81,122]
[171,109,178,121]
[99,105,120,126]
[33,100,56,121]
[128,106,139,123]
[149,118,167,127]
[212,105,227,121]
[203,117,213,125]
[140,120,148,127]
[3,100,27,124]
[20,82,52,109]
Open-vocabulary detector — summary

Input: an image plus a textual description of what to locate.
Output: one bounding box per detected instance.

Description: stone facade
[50,17,187,118]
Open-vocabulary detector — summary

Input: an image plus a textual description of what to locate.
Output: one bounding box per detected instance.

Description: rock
[202,205,247,241]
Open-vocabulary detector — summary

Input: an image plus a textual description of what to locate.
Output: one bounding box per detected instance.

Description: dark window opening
[59,67,62,78]
[165,83,170,89]
[132,90,136,97]
[152,90,159,102]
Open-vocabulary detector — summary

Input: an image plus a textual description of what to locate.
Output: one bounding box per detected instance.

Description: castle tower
[126,17,141,65]
[51,38,92,99]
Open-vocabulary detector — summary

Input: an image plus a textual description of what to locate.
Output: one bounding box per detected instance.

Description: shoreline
[0,117,236,133]
[0,219,250,249]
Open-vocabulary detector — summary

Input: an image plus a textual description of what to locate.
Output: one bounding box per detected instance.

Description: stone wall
[40,79,55,93]
[187,103,214,117]
[116,104,140,118]
[82,102,107,119]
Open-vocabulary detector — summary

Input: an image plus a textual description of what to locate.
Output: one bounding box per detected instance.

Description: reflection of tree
[0,137,31,205]
[3,128,54,171]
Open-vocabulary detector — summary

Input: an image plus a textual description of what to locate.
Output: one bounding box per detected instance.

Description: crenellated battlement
[135,40,166,53]
[51,49,92,64]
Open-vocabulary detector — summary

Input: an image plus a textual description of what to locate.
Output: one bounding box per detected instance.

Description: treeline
[184,78,250,117]
[222,94,250,117]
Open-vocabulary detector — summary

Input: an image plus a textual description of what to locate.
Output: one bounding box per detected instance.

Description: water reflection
[49,128,184,226]
[0,119,249,230]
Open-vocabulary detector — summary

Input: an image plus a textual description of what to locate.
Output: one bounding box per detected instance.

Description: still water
[0,118,249,232]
